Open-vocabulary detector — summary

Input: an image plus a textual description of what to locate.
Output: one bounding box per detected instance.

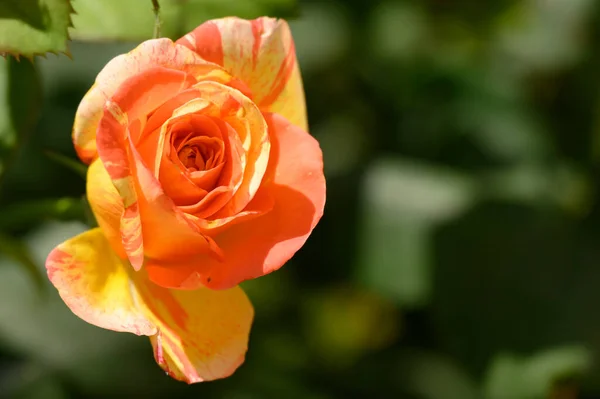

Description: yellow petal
[144,284,254,383]
[46,228,254,383]
[46,228,155,335]
[87,158,127,259]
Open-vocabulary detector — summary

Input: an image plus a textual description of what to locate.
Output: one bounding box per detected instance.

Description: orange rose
[45,17,325,383]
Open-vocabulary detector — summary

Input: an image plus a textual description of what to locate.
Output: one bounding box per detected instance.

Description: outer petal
[147,112,326,290]
[73,39,210,164]
[46,228,155,335]
[96,100,145,270]
[87,158,126,259]
[109,66,198,142]
[145,283,254,383]
[46,228,254,383]
[177,17,308,131]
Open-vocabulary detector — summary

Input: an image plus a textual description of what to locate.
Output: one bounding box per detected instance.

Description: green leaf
[0,0,73,58]
[0,56,41,188]
[0,231,45,294]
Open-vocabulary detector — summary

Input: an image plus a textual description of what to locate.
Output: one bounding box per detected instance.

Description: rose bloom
[45,17,325,383]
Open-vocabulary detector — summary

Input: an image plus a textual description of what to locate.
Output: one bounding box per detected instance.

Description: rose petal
[138,93,245,217]
[92,65,205,270]
[147,112,325,290]
[46,228,155,335]
[178,17,308,131]
[130,138,224,263]
[159,115,226,205]
[96,101,145,270]
[46,228,254,383]
[177,119,245,218]
[96,99,223,269]
[140,89,206,146]
[73,39,212,164]
[139,96,214,176]
[144,82,268,218]
[87,158,126,259]
[110,66,198,142]
[190,81,270,218]
[145,186,275,287]
[145,283,253,383]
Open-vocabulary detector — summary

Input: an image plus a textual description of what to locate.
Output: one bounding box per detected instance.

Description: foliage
[0,0,73,58]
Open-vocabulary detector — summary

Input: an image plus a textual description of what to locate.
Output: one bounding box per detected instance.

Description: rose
[45,17,325,383]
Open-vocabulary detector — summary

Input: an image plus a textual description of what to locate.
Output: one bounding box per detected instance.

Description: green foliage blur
[1,0,600,397]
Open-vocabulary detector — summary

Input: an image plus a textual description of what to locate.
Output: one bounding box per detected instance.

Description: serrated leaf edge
[0,0,75,60]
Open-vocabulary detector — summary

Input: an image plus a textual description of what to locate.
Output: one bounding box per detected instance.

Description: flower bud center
[177,135,223,172]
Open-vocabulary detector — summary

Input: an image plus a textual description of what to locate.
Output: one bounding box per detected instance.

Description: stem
[152,0,161,38]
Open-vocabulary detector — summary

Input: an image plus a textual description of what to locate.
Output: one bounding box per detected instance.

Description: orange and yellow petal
[152,98,245,219]
[205,112,325,289]
[46,228,254,383]
[109,66,198,141]
[46,228,155,335]
[73,39,209,164]
[129,141,222,263]
[87,158,127,259]
[96,100,145,270]
[96,95,223,267]
[189,81,270,217]
[158,115,224,205]
[143,283,254,383]
[147,112,325,290]
[177,17,308,131]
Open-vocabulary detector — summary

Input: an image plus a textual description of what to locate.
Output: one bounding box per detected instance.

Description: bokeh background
[2,0,600,397]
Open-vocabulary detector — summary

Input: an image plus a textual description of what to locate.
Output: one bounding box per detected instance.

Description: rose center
[178,145,203,171]
[176,136,223,172]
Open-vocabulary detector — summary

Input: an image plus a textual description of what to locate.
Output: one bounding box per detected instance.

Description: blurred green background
[2,0,600,397]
